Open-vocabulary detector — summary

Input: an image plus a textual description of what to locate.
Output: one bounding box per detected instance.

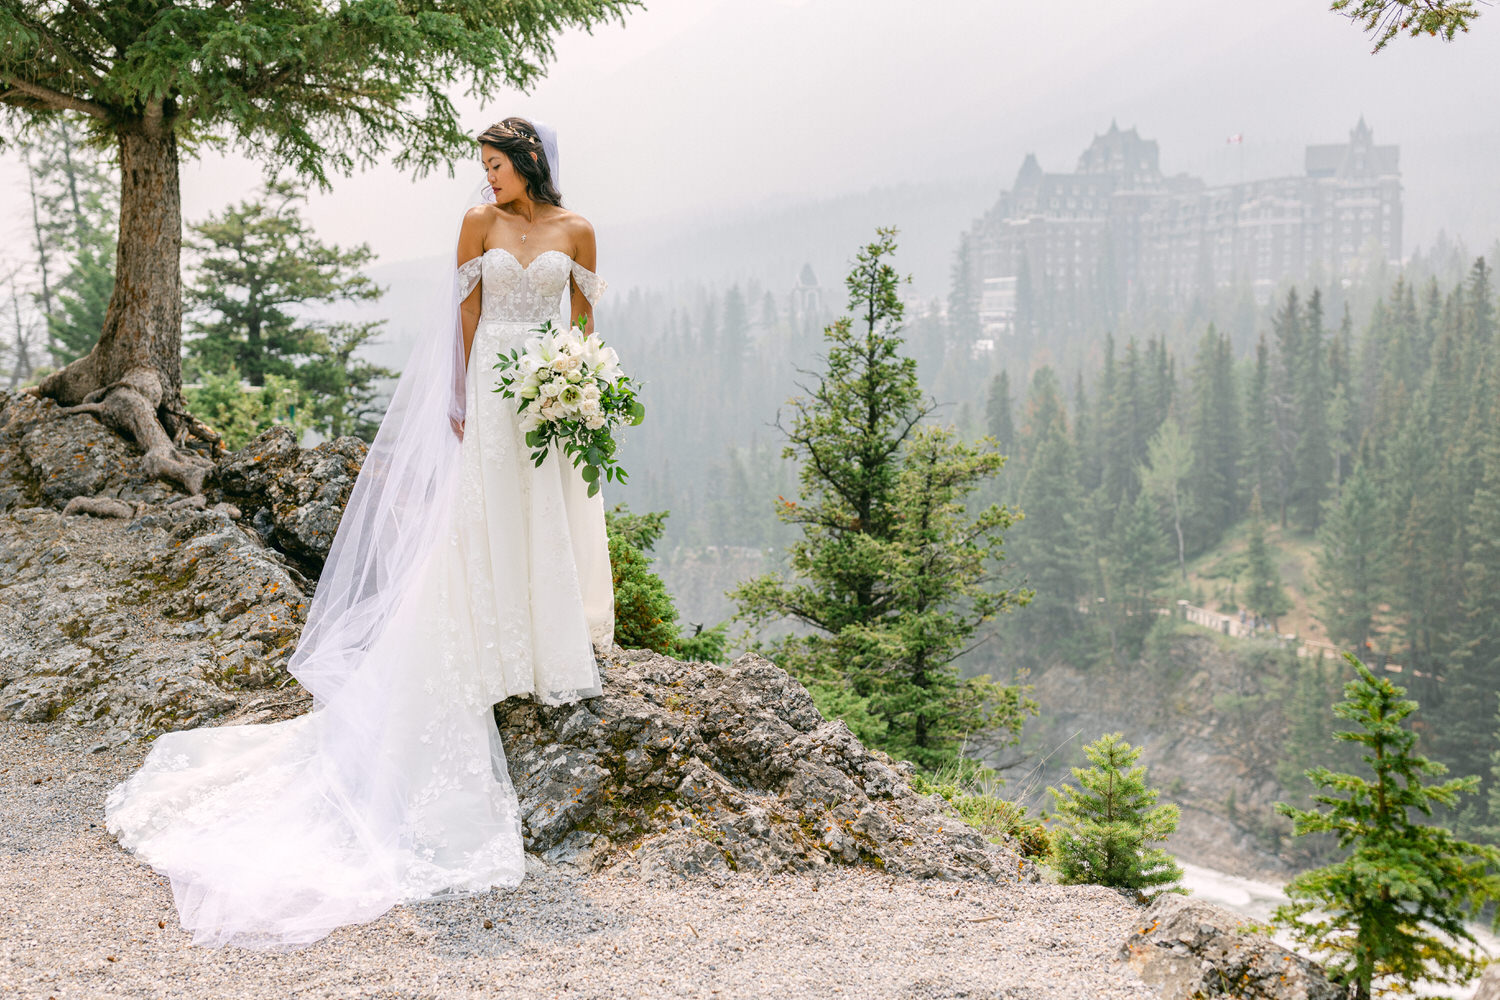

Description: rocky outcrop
[1119,894,1340,999]
[214,424,365,573]
[499,648,1026,881]
[0,504,308,736]
[0,389,365,577]
[0,392,1029,884]
[0,390,182,512]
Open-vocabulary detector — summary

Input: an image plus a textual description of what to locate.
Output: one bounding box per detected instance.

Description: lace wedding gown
[104,247,614,949]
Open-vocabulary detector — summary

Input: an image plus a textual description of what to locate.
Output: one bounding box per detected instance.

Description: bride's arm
[568,218,598,336]
[457,208,487,362]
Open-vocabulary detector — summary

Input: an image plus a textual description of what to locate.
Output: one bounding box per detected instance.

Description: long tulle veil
[287,119,561,706]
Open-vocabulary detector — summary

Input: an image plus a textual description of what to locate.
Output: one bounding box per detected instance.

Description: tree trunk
[29,114,219,494]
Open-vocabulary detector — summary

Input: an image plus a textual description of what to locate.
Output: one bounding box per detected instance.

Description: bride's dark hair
[476,117,563,206]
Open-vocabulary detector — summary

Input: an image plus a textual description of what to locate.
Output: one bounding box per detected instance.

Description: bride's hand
[450,415,464,441]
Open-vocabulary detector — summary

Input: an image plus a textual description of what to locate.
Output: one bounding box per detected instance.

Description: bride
[104,117,615,949]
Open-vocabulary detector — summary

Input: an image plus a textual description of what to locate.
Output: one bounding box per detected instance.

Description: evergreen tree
[1047,732,1184,898]
[1273,657,1500,1000]
[1107,488,1169,658]
[947,232,980,344]
[17,118,117,365]
[732,229,1032,769]
[184,179,382,387]
[1269,289,1304,527]
[1436,377,1500,808]
[606,505,729,663]
[1314,461,1383,649]
[1245,485,1290,626]
[721,284,749,386]
[1331,0,1486,53]
[3,0,637,492]
[985,371,1015,457]
[1142,417,1193,583]
[294,320,397,442]
[1186,325,1239,546]
[1243,335,1275,512]
[1009,373,1092,656]
[1291,289,1332,532]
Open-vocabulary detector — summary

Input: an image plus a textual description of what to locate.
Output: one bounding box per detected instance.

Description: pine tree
[1437,375,1500,808]
[732,228,1032,769]
[3,0,636,493]
[1292,289,1332,532]
[1010,372,1091,655]
[1315,461,1383,649]
[294,321,397,442]
[1107,488,1169,658]
[186,180,382,385]
[1243,335,1275,512]
[17,118,117,366]
[721,284,749,387]
[1047,732,1183,898]
[948,232,980,344]
[1270,289,1304,527]
[985,371,1015,457]
[1273,657,1500,1000]
[1142,418,1192,583]
[1186,325,1239,546]
[1245,485,1290,626]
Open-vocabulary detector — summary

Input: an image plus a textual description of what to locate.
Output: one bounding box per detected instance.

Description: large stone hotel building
[967,119,1402,339]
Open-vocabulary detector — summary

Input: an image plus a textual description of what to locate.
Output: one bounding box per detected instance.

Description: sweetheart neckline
[482,246,573,271]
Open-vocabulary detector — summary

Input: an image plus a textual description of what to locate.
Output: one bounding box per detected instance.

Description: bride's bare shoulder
[461,203,498,230]
[548,208,595,257]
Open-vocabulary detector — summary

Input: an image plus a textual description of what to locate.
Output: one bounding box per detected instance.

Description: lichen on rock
[499,648,1026,882]
[1119,893,1341,1000]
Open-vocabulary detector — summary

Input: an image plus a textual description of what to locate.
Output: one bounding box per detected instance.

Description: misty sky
[4,0,1500,278]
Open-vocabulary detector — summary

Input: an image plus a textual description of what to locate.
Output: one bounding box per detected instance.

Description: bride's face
[482,146,528,205]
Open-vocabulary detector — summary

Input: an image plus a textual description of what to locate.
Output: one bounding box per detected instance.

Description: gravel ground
[1,721,1157,1000]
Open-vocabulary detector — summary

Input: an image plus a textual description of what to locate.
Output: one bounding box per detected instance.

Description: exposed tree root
[25,365,219,496]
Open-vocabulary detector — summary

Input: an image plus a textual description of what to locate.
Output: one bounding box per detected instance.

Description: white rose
[584,413,606,430]
[580,398,602,418]
[581,382,601,401]
[540,378,567,399]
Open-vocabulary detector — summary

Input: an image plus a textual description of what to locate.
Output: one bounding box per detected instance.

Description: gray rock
[0,502,308,734]
[494,648,1027,882]
[1119,893,1341,999]
[215,425,366,572]
[0,389,189,513]
[62,496,136,518]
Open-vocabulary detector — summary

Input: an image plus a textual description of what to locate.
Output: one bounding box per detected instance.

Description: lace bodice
[457,248,606,325]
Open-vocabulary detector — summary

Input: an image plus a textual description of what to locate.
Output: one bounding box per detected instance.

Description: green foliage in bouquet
[493,316,643,497]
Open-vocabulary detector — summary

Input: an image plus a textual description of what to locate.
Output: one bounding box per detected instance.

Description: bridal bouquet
[491,317,645,497]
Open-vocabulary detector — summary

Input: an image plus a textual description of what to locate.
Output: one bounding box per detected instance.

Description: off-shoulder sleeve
[457,256,483,300]
[569,259,607,306]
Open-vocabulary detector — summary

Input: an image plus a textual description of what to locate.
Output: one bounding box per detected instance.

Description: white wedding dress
[104,246,614,949]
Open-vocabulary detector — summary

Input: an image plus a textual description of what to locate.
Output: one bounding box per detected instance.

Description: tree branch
[0,74,110,118]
